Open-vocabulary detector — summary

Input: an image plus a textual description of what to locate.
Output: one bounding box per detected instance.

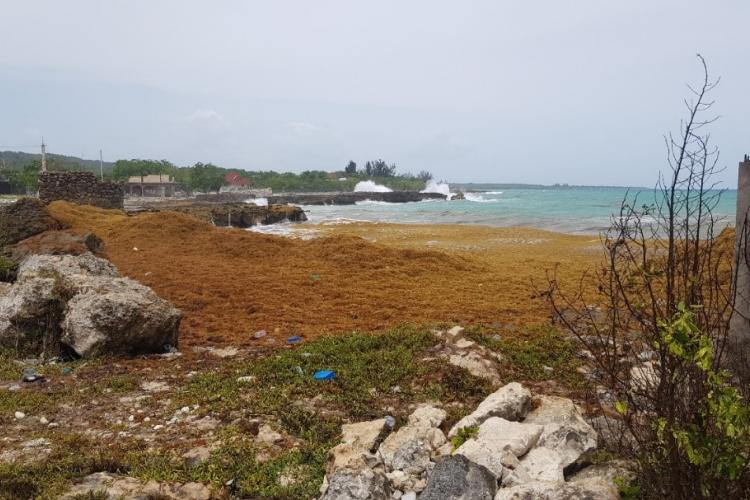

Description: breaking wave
[465,193,499,203]
[421,180,452,199]
[354,181,393,193]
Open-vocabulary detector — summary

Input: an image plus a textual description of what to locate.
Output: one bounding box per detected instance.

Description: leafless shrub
[547,55,749,498]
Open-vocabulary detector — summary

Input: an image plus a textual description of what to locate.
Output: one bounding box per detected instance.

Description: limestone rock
[407,404,447,428]
[378,425,445,474]
[147,201,308,228]
[18,252,119,279]
[523,396,597,468]
[328,418,388,473]
[518,447,565,482]
[449,383,531,437]
[587,414,634,448]
[0,437,52,464]
[448,351,501,383]
[321,467,392,500]
[1,253,181,357]
[568,459,636,485]
[182,446,212,468]
[476,417,543,457]
[454,439,515,480]
[61,276,181,357]
[0,275,57,344]
[630,361,658,392]
[420,455,496,500]
[455,417,543,478]
[386,469,423,493]
[378,406,447,475]
[494,477,619,500]
[61,472,211,500]
[257,424,284,445]
[436,326,502,383]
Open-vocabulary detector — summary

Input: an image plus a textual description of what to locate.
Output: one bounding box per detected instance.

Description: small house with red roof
[224,171,251,187]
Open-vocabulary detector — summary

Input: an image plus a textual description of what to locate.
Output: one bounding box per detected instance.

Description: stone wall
[38,171,124,209]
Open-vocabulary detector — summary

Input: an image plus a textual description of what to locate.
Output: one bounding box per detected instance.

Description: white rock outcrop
[0,253,181,357]
[448,382,531,437]
[494,477,619,500]
[455,417,543,479]
[319,383,630,500]
[522,396,597,468]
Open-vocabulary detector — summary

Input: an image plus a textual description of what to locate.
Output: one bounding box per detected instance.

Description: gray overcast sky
[0,1,747,186]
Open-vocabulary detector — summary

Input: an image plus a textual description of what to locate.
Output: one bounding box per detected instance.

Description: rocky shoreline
[193,191,447,205]
[126,199,307,228]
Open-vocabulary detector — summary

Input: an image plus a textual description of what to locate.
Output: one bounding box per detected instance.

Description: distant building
[224,172,252,187]
[126,174,178,197]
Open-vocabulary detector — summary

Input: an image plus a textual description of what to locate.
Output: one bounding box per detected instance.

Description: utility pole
[99,149,104,180]
[40,138,47,172]
[729,155,750,378]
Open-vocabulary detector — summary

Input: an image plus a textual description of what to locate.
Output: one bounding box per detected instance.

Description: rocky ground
[1,323,631,499]
[0,198,636,499]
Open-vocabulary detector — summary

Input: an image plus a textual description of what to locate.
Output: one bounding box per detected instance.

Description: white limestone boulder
[449,383,531,438]
[321,467,392,500]
[378,405,447,475]
[328,418,388,473]
[494,477,619,500]
[522,396,597,468]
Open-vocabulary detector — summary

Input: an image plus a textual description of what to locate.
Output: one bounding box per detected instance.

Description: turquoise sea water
[299,186,738,235]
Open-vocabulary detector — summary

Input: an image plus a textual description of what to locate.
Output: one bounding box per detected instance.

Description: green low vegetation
[0,324,591,499]
[466,325,585,389]
[450,424,479,450]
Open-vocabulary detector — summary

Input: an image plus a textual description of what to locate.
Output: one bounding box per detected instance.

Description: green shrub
[650,305,750,497]
[0,255,15,281]
[450,425,479,450]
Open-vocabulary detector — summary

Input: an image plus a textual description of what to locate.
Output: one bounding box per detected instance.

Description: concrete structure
[217,186,272,196]
[729,156,750,374]
[126,174,178,197]
[38,171,124,209]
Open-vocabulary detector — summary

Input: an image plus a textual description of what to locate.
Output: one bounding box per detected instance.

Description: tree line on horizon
[0,151,433,194]
[110,158,433,193]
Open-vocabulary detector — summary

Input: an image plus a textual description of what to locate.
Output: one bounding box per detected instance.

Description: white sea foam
[245,197,269,206]
[421,180,452,199]
[355,200,397,206]
[465,193,499,203]
[354,181,392,192]
[246,223,318,239]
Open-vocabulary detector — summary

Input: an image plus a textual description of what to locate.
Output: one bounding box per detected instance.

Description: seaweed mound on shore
[47,201,506,346]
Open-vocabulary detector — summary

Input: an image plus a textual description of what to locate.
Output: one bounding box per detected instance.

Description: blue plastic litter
[62,367,72,375]
[287,336,303,344]
[313,370,336,381]
[384,415,396,429]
